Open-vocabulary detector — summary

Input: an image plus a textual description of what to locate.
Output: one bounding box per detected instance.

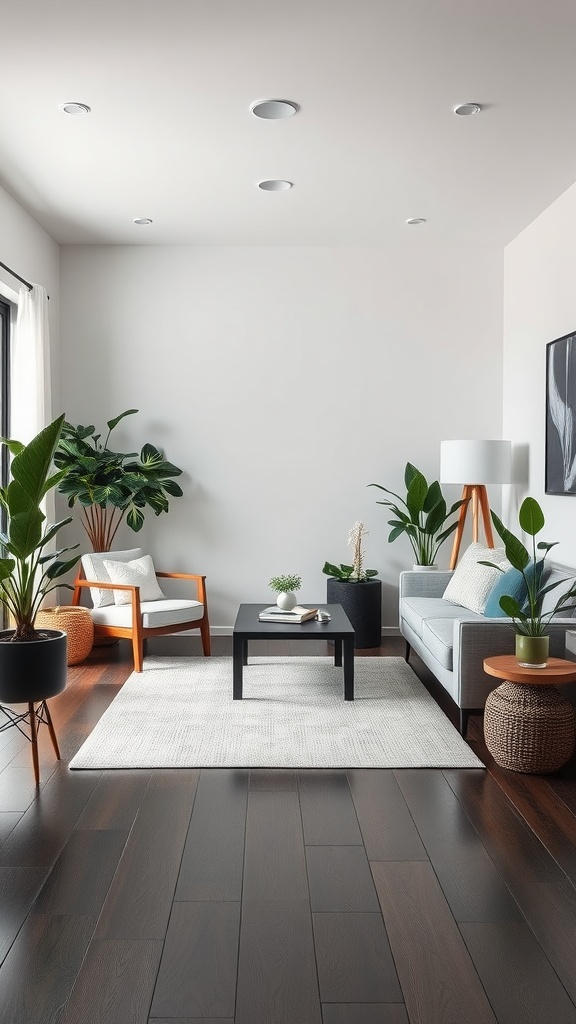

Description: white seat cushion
[401,597,481,639]
[82,548,143,608]
[91,598,204,630]
[103,554,165,605]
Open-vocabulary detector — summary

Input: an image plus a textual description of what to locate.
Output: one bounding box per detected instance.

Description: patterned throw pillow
[102,554,166,606]
[442,542,509,615]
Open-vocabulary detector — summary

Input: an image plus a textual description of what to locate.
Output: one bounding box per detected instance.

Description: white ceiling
[2,0,576,247]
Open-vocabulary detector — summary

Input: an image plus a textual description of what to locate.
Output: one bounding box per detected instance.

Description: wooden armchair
[72,553,210,672]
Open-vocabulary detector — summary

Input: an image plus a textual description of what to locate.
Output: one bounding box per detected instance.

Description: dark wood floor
[1,635,576,1024]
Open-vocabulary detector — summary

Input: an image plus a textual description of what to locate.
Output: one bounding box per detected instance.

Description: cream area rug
[69,656,484,770]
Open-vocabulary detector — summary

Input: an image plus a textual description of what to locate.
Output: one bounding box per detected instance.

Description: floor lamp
[440,439,512,570]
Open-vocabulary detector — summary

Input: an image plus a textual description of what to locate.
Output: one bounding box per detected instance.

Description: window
[0,298,9,490]
[0,298,9,626]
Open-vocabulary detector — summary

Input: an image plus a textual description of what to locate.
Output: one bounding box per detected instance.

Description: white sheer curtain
[11,282,56,530]
[12,284,52,445]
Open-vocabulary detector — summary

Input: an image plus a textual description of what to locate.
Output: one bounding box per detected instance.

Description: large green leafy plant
[0,414,80,640]
[369,463,466,566]
[54,409,183,551]
[480,497,576,636]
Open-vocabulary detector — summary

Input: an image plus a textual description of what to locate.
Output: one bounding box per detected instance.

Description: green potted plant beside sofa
[323,521,381,648]
[0,414,81,782]
[480,497,576,667]
[369,462,466,568]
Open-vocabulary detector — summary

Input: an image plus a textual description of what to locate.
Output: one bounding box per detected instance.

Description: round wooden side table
[483,655,576,774]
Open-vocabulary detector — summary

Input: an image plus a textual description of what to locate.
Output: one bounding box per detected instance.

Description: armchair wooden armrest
[71,576,143,617]
[155,572,207,604]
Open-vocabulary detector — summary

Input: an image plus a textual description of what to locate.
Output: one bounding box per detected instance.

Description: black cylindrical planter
[0,629,67,703]
[326,578,382,649]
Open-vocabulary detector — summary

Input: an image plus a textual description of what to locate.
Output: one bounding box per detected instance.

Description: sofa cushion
[401,597,483,639]
[442,542,509,614]
[484,560,547,618]
[421,618,455,671]
[541,567,576,616]
[103,554,166,605]
[81,548,144,609]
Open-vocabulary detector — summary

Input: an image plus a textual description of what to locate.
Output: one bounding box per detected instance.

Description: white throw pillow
[442,542,509,615]
[81,548,144,608]
[103,554,166,606]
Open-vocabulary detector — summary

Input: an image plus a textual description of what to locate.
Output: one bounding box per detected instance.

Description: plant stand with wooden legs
[0,700,61,786]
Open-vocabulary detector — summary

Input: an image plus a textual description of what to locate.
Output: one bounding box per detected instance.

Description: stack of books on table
[258,606,318,623]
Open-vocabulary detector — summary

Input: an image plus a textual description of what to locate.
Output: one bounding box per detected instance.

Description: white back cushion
[103,554,166,606]
[81,548,143,608]
[442,542,509,614]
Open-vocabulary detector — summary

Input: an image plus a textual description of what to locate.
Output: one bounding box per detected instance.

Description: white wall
[0,183,61,410]
[503,181,576,567]
[60,244,504,630]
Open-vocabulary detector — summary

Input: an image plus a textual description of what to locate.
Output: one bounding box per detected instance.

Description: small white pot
[276,591,297,610]
[412,564,438,572]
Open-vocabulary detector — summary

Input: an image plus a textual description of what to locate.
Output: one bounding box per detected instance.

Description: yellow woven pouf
[35,606,94,665]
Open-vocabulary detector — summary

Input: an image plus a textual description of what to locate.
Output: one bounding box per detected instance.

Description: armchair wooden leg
[132,635,144,672]
[200,617,211,656]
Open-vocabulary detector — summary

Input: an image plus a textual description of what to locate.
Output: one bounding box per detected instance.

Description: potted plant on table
[369,462,466,568]
[0,414,81,782]
[268,574,302,611]
[480,497,576,668]
[323,521,381,648]
[54,409,184,552]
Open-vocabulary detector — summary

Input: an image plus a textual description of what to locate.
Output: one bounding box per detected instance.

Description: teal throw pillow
[484,561,545,618]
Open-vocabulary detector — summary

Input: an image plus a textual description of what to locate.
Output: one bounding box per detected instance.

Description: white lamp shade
[440,439,512,485]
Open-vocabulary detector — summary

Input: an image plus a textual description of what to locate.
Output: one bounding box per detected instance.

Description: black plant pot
[326,578,382,649]
[0,629,68,704]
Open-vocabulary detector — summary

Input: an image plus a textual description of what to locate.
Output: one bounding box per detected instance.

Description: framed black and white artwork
[546,330,576,494]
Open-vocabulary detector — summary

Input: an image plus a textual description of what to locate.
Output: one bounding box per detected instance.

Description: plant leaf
[518,496,545,536]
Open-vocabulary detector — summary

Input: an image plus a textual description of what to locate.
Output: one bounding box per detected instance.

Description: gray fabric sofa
[399,565,576,736]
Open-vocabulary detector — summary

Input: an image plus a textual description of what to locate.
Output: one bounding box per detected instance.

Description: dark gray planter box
[326,578,382,649]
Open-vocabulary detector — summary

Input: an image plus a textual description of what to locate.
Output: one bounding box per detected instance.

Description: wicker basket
[484,681,575,774]
[34,606,94,665]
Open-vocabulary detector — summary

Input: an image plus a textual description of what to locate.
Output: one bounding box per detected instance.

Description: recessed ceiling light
[133,217,153,225]
[258,180,293,191]
[453,102,482,116]
[59,102,91,115]
[406,217,426,226]
[251,99,298,119]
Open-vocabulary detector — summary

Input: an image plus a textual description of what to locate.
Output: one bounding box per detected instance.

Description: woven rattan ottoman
[483,655,576,773]
[35,606,94,665]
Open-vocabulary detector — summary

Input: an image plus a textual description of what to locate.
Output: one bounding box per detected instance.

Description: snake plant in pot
[369,463,466,568]
[479,497,576,667]
[0,414,80,704]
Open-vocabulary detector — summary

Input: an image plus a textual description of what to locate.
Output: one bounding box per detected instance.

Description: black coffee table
[232,603,355,700]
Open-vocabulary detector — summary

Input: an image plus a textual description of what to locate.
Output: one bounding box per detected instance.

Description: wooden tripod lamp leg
[449,485,471,570]
[478,485,495,547]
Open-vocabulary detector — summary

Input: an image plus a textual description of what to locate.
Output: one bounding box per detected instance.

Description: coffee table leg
[334,638,342,667]
[343,640,354,700]
[233,634,244,699]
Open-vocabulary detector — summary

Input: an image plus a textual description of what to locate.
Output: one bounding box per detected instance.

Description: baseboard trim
[174,626,401,637]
